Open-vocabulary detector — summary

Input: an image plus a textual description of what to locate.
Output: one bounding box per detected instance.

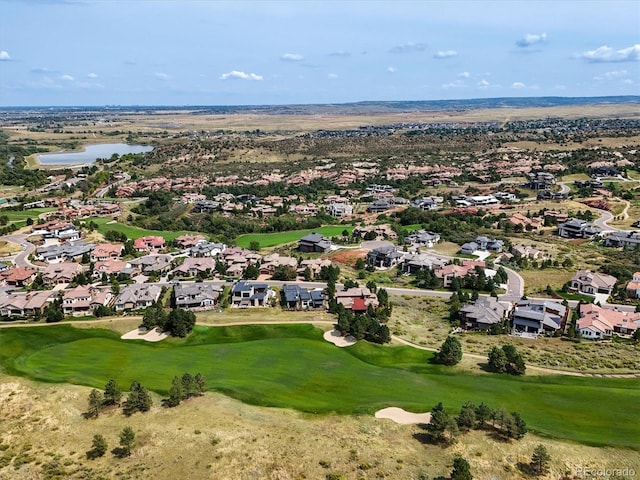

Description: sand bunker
[375,407,432,425]
[323,329,357,347]
[121,327,169,342]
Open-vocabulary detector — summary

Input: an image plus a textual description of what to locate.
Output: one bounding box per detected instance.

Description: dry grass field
[2,374,638,480]
[387,295,640,374]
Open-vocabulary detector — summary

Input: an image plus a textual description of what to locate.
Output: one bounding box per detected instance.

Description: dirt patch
[328,248,367,266]
[375,407,432,425]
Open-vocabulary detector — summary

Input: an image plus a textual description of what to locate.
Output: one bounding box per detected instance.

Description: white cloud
[60,74,75,81]
[434,50,458,59]
[328,73,338,79]
[594,69,629,81]
[281,53,304,62]
[511,82,526,89]
[516,33,547,48]
[87,72,98,78]
[219,70,263,81]
[0,51,10,61]
[442,80,466,89]
[458,71,470,78]
[389,42,427,54]
[387,66,397,73]
[155,72,171,80]
[477,79,490,88]
[578,44,640,63]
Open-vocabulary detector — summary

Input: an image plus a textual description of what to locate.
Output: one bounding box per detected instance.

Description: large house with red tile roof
[625,272,640,299]
[0,266,37,287]
[42,262,81,285]
[62,286,112,316]
[578,303,640,339]
[133,236,166,253]
[90,243,124,262]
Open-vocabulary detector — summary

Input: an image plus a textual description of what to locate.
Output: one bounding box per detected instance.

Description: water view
[37,143,153,165]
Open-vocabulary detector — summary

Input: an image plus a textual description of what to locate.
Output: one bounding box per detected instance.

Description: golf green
[1,324,638,449]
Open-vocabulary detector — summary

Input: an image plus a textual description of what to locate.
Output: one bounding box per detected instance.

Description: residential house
[434,260,486,288]
[259,254,298,276]
[231,281,275,307]
[190,241,226,257]
[557,218,601,239]
[401,253,445,274]
[577,303,640,339]
[174,234,206,249]
[602,231,640,249]
[298,233,332,253]
[42,262,81,286]
[570,270,617,297]
[62,286,112,316]
[411,197,439,210]
[352,225,398,241]
[404,230,440,248]
[326,202,353,217]
[90,243,124,262]
[506,213,543,231]
[459,297,510,331]
[133,235,166,253]
[512,245,545,260]
[524,172,555,190]
[335,287,379,313]
[32,220,81,241]
[298,258,332,279]
[171,257,217,278]
[35,241,95,264]
[0,266,37,287]
[173,283,221,310]
[626,272,640,299]
[281,284,324,310]
[0,290,54,318]
[129,254,173,275]
[366,246,403,269]
[367,199,393,213]
[114,284,162,312]
[93,260,134,279]
[511,299,568,335]
[461,236,503,254]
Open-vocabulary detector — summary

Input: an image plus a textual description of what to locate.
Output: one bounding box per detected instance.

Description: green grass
[236,225,354,249]
[1,324,639,449]
[88,217,196,241]
[2,208,56,227]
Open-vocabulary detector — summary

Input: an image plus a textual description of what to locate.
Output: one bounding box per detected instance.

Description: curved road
[0,234,42,270]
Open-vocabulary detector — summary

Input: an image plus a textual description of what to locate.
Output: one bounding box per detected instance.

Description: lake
[37,143,153,165]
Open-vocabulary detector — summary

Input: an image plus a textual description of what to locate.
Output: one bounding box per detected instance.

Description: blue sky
[1,0,639,106]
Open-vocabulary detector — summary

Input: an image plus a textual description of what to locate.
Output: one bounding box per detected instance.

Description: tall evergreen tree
[436,336,463,365]
[103,379,122,406]
[86,389,103,418]
[451,456,473,480]
[530,444,551,476]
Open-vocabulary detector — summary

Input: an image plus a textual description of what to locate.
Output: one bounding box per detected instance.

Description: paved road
[0,234,43,271]
[94,172,130,198]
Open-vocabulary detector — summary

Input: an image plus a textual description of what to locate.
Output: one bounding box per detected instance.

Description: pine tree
[118,426,136,457]
[436,336,462,365]
[86,389,103,418]
[166,376,183,407]
[451,456,473,480]
[103,379,122,406]
[194,373,206,395]
[181,372,196,399]
[530,444,551,476]
[456,402,476,430]
[86,434,108,459]
[427,402,451,442]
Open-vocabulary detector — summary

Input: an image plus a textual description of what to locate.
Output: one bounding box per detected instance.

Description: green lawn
[1,324,639,449]
[88,217,196,241]
[2,208,56,227]
[236,225,354,249]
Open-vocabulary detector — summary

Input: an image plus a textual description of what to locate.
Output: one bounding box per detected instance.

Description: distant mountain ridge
[3,96,639,115]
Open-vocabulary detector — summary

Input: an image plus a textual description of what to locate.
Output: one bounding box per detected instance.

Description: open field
[88,216,196,241]
[2,377,638,480]
[1,323,639,449]
[2,207,56,227]
[235,225,353,249]
[0,240,21,256]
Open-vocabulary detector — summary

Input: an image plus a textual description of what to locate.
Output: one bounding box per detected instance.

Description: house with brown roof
[0,267,37,287]
[259,253,298,276]
[171,257,217,278]
[0,290,55,318]
[114,284,162,312]
[174,234,206,249]
[90,243,124,262]
[62,286,112,316]
[42,262,81,286]
[570,270,617,297]
[626,272,640,299]
[335,287,379,312]
[92,260,134,279]
[434,260,486,288]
